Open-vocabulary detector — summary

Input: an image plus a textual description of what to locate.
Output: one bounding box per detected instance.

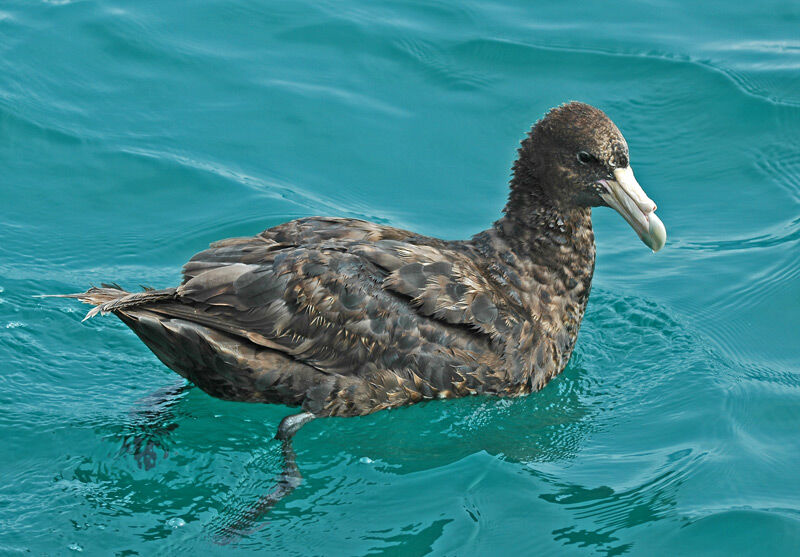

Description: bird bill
[599,166,667,252]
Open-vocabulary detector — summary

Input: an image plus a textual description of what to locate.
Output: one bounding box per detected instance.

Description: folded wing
[150,217,533,396]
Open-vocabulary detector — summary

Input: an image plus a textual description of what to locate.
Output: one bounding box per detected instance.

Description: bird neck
[496,158,595,273]
[479,160,597,379]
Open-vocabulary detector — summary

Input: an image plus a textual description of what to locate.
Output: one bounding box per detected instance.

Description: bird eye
[577,151,594,165]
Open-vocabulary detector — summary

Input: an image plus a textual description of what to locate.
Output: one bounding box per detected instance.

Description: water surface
[2,0,800,554]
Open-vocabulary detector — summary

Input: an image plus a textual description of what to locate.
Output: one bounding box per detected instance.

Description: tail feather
[38,284,177,321]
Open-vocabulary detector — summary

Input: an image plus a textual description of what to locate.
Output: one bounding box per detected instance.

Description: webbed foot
[119,382,191,470]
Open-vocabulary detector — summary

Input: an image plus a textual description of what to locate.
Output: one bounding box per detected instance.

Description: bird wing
[351,240,528,341]
[180,216,418,283]
[152,217,525,387]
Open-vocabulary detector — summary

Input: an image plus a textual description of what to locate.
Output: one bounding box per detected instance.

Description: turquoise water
[2,0,800,554]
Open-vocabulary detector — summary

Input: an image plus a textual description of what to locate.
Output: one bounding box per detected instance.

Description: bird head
[523,102,667,252]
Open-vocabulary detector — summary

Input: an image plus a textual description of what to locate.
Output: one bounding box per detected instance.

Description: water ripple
[535,449,706,554]
[453,37,800,107]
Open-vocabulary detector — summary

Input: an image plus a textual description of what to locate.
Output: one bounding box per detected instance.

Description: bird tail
[38,283,177,322]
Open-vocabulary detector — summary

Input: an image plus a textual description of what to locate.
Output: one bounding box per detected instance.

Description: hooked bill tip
[642,213,667,252]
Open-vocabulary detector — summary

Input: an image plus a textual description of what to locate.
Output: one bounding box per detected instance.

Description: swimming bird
[56,101,665,490]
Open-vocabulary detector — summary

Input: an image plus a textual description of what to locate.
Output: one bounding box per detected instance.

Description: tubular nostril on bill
[639,200,656,214]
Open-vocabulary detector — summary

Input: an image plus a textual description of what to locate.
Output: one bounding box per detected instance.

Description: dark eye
[577,151,595,165]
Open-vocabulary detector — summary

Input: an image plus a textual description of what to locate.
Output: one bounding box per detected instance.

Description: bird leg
[213,412,315,542]
[276,411,316,441]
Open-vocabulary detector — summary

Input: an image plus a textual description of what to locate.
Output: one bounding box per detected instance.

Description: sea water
[1,0,799,554]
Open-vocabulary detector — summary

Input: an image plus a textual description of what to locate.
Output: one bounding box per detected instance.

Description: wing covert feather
[352,241,528,340]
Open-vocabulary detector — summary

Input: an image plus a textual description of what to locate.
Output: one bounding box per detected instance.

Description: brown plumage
[60,102,666,419]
